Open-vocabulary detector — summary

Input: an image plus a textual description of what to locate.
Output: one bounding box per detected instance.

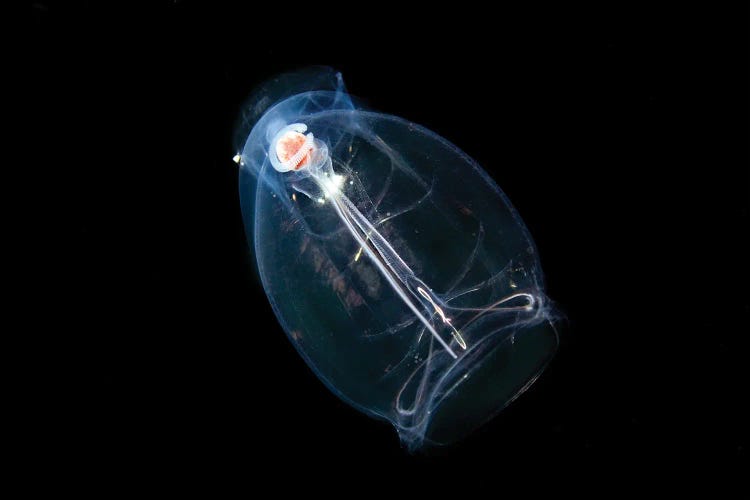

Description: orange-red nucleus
[275,131,312,170]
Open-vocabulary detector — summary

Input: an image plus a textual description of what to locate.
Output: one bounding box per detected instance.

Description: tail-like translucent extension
[271,123,460,359]
[328,183,459,359]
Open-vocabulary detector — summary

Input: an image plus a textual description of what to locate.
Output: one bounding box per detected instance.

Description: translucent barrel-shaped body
[236,68,558,450]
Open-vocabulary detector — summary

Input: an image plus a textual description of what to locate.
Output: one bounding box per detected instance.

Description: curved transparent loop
[235,67,559,450]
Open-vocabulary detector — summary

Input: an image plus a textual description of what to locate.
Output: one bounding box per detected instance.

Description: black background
[29,1,747,479]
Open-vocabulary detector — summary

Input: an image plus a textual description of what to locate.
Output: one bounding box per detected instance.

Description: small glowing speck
[317,198,325,204]
[349,180,354,185]
[292,193,297,201]
[509,280,517,289]
[232,154,241,164]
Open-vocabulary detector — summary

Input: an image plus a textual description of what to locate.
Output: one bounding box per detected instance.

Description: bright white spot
[232,154,241,164]
[317,198,325,204]
[320,174,346,196]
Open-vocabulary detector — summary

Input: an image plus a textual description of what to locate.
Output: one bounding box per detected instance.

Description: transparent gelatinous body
[235,68,558,450]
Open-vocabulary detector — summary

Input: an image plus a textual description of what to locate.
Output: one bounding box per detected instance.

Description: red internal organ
[276,131,312,170]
